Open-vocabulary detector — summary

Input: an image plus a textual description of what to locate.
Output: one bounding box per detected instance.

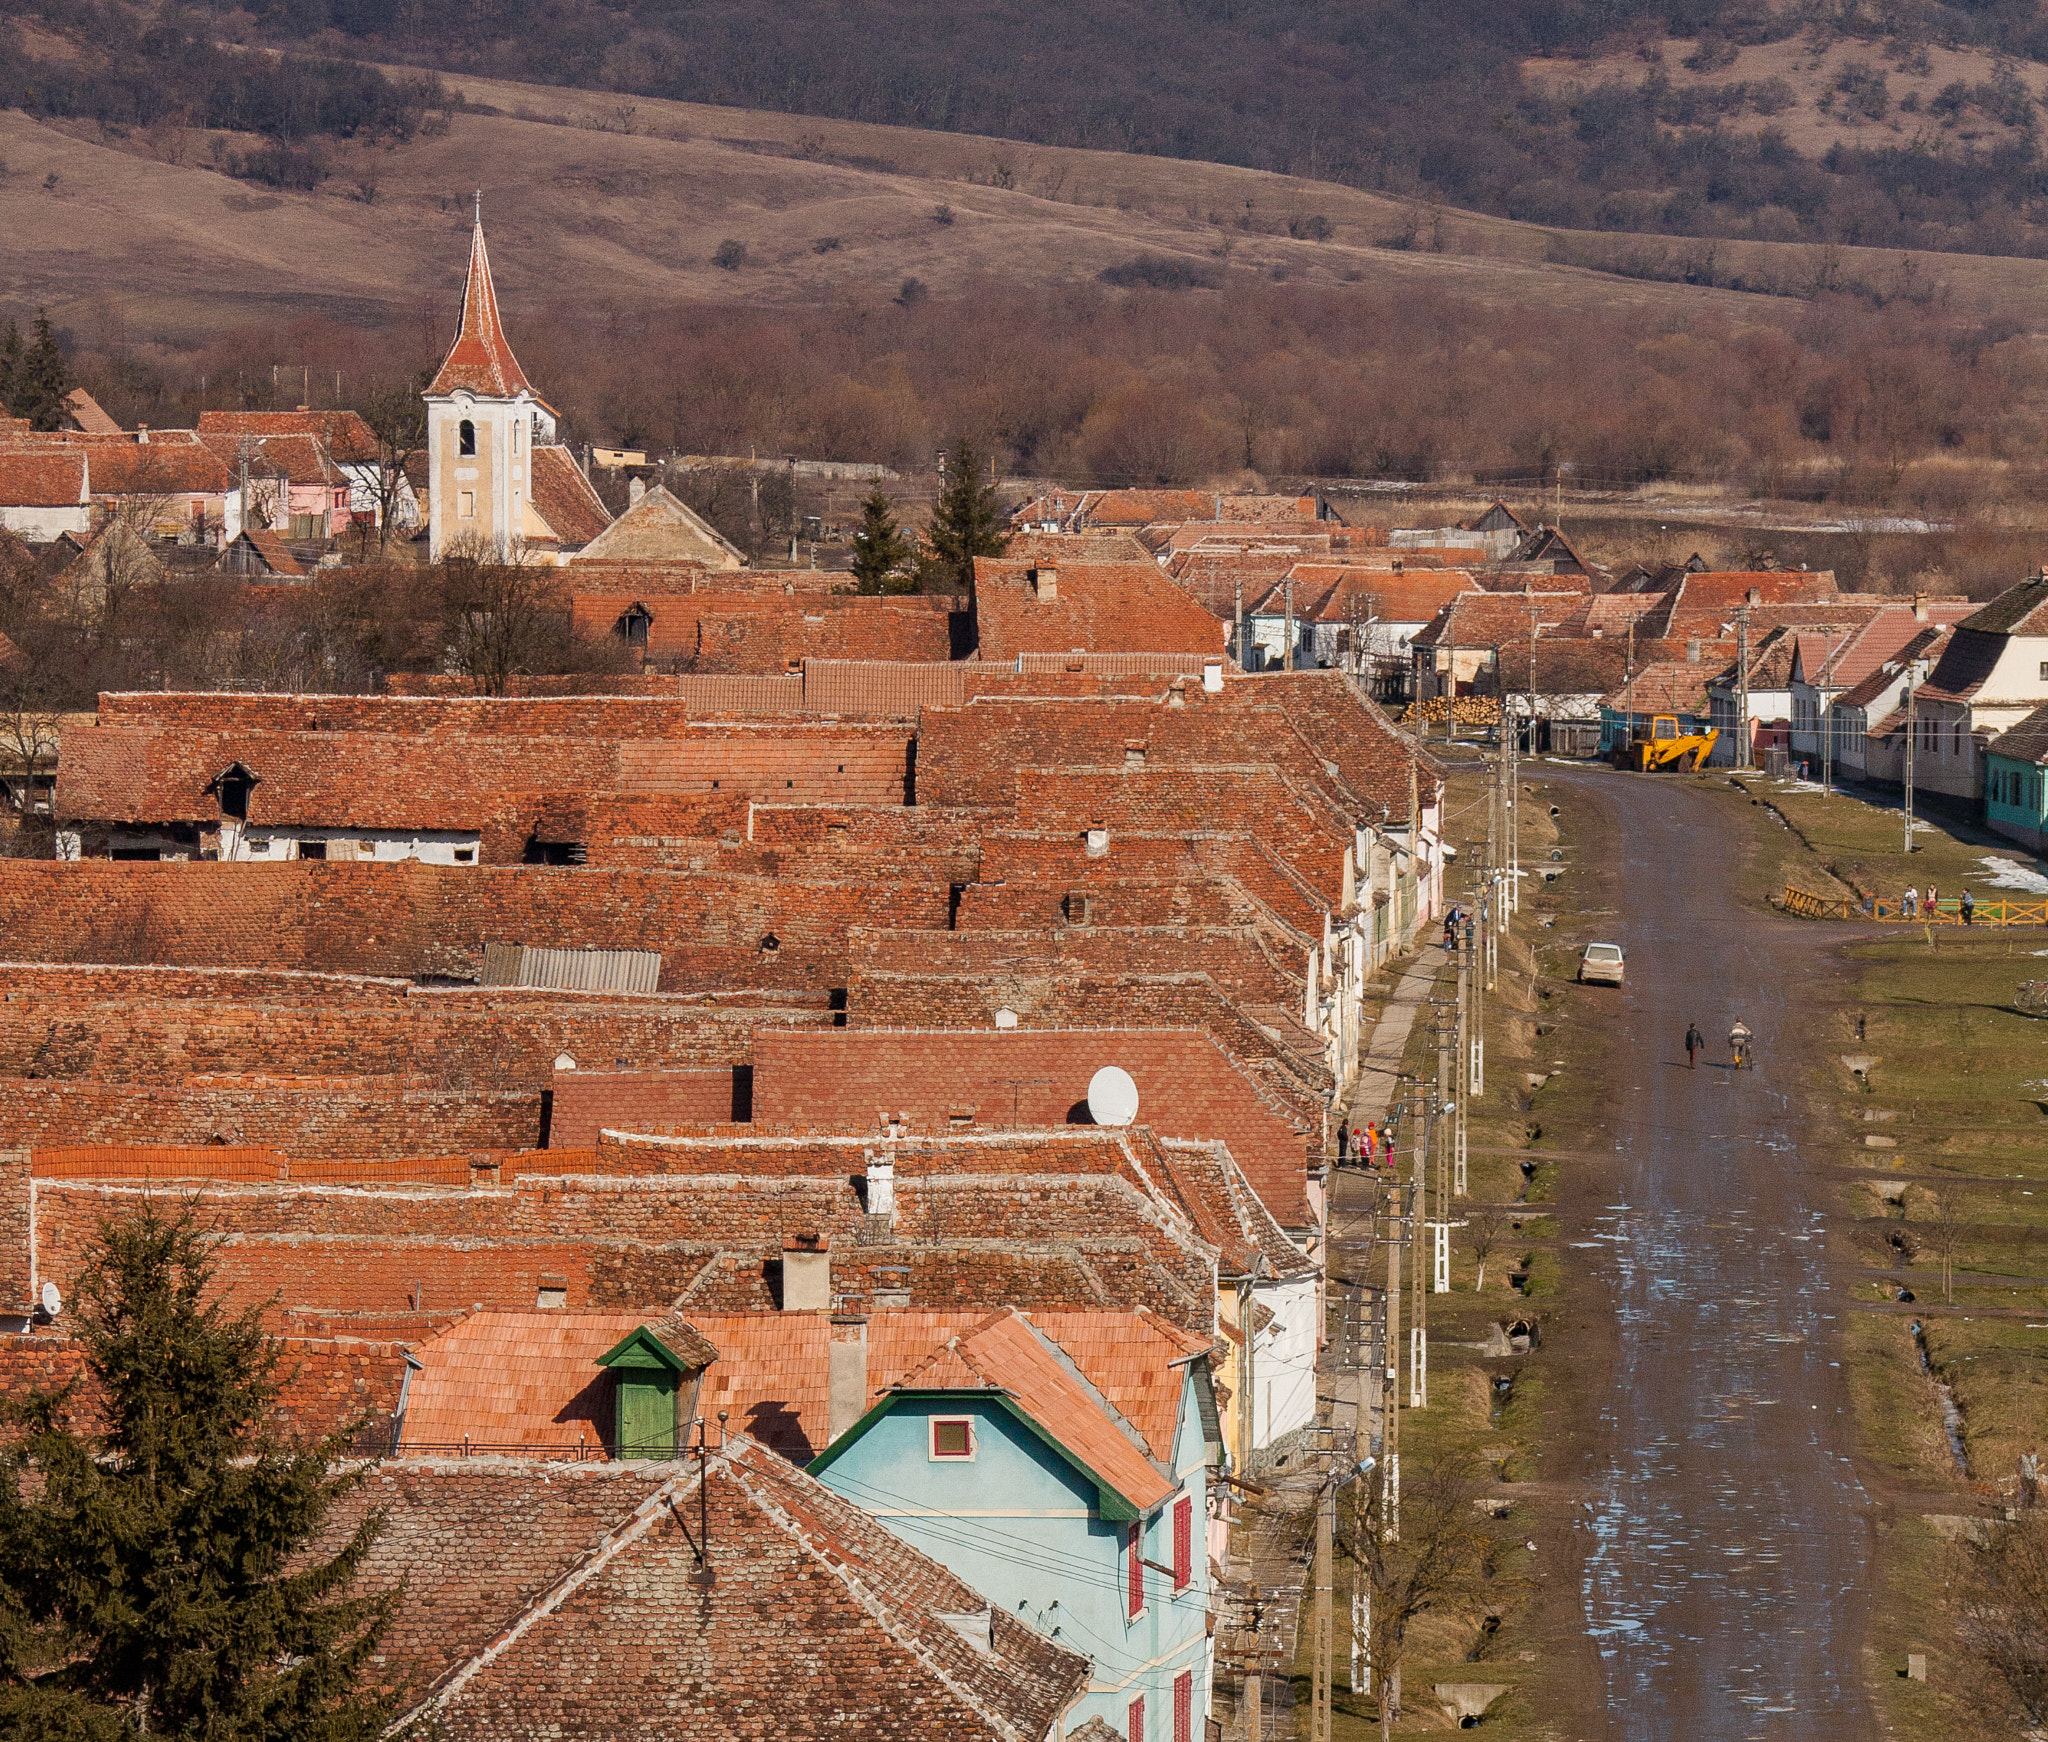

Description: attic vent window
[993,1006,1019,1029]
[929,1417,975,1460]
[947,1108,976,1128]
[1123,743,1146,768]
[620,603,654,647]
[1085,827,1109,857]
[759,933,781,954]
[536,1275,568,1310]
[208,762,260,822]
[1062,890,1093,925]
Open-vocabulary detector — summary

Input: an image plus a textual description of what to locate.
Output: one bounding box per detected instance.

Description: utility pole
[1624,616,1636,761]
[1735,605,1753,770]
[1904,659,1920,854]
[1312,1478,1332,1742]
[1285,574,1296,671]
[1235,577,1244,669]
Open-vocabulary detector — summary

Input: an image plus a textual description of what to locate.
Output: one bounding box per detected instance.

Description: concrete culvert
[1435,1684,1511,1726]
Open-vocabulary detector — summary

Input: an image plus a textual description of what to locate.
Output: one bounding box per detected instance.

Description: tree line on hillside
[23,0,2044,255]
[19,265,2044,514]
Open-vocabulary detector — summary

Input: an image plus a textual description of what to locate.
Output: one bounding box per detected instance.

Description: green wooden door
[617,1372,677,1457]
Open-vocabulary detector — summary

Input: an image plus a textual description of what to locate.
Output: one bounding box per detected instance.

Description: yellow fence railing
[1782,885,2048,924]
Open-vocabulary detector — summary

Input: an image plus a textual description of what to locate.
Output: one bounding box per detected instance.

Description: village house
[0,449,91,540]
[1891,573,2048,808]
[1826,627,1949,787]
[1785,600,1972,776]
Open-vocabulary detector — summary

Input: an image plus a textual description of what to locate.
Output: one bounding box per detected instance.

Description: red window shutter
[1173,1495,1192,1590]
[1127,1522,1144,1617]
[1128,1694,1145,1741]
[1174,1670,1193,1742]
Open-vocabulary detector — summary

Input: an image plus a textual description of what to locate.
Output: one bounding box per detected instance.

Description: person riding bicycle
[1729,1020,1753,1070]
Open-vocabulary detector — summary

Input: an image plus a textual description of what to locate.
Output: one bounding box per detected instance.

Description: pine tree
[919,436,1009,592]
[0,322,21,420]
[848,487,915,594]
[14,310,71,433]
[0,1206,394,1740]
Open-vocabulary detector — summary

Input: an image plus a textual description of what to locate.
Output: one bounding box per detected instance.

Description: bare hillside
[19,68,2048,356]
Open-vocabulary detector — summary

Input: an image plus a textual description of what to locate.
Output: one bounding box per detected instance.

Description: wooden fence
[1782,885,2048,924]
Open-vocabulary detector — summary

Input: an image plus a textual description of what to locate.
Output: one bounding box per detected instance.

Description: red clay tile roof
[196,410,379,463]
[972,557,1225,661]
[750,1026,1314,1227]
[1956,573,2048,637]
[428,221,534,399]
[397,1308,717,1453]
[1409,591,1583,649]
[230,529,304,576]
[1281,565,1471,625]
[62,388,122,435]
[327,1441,1089,1739]
[885,1307,1176,1510]
[529,446,612,547]
[0,448,88,507]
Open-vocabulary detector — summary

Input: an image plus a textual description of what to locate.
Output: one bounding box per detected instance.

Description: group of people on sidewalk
[1900,885,1978,923]
[1337,1119,1399,1170]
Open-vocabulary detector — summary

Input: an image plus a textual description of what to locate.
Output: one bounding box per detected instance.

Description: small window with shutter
[1173,1671,1192,1742]
[1127,1521,1144,1618]
[1172,1494,1192,1590]
[1127,1694,1145,1741]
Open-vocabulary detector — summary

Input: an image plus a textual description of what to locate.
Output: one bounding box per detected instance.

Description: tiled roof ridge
[396,1462,685,1726]
[722,1443,1077,1740]
[1003,1312,1171,1469]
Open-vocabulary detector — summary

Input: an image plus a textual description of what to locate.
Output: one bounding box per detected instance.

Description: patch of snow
[1975,855,2048,893]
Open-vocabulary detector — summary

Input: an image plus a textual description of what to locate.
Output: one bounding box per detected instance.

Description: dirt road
[1554,769,1876,1742]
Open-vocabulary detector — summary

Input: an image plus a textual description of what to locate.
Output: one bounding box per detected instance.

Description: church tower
[424,212,560,563]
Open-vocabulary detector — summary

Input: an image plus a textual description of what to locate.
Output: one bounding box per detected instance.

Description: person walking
[1729,1019,1753,1070]
[1961,888,1975,926]
[1685,1022,1704,1069]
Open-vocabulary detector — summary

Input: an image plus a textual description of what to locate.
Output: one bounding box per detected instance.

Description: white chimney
[866,1150,897,1218]
[827,1314,868,1443]
[782,1233,831,1311]
[628,476,646,505]
[1031,566,1058,601]
[1203,660,1224,692]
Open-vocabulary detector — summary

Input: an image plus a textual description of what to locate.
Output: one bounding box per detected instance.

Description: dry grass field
[15,62,2048,358]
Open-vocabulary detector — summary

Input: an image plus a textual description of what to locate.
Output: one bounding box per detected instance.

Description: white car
[1578,942,1625,986]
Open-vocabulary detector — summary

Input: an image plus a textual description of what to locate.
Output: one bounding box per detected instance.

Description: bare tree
[359,372,430,549]
[437,545,572,697]
[1465,1205,1510,1292]
[1920,1179,1970,1306]
[1952,1514,2048,1731]
[1347,1448,1521,1741]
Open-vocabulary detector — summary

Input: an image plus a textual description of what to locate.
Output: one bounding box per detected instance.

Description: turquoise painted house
[812,1308,1219,1742]
[1987,703,2048,853]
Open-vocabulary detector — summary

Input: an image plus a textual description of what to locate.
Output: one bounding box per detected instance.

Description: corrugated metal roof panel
[481,944,662,993]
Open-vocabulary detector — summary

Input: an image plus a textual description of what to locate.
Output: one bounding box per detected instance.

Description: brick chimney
[1913,591,1928,622]
[782,1233,831,1312]
[827,1313,869,1443]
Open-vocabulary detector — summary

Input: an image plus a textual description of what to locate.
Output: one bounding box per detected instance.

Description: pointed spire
[427,215,533,399]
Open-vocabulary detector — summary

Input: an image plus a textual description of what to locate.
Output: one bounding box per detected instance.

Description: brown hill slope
[13,67,2048,353]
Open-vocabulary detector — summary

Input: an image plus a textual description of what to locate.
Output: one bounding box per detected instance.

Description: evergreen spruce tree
[14,311,71,433]
[0,1206,394,1741]
[918,437,1009,591]
[848,487,915,594]
[0,321,19,420]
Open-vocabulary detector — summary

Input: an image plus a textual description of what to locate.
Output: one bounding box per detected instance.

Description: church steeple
[428,211,532,400]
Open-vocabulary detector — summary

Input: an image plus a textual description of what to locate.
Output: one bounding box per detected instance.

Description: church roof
[429,221,534,399]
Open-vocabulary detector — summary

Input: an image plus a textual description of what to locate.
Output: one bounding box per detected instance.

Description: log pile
[1401,695,1501,727]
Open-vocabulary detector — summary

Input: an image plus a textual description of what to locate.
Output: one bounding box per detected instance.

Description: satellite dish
[39,1282,60,1318]
[1087,1066,1140,1128]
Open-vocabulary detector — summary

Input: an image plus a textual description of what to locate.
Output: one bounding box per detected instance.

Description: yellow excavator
[1614,714,1719,771]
